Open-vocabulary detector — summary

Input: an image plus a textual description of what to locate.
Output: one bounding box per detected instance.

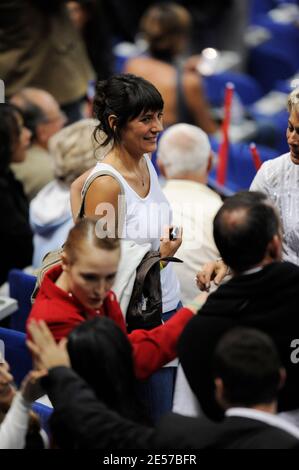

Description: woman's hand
[0,361,15,410]
[186,291,209,314]
[159,225,183,261]
[27,320,71,371]
[196,259,229,292]
[20,370,47,404]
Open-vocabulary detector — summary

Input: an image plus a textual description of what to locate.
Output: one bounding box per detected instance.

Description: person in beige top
[10,88,67,200]
[157,123,222,304]
[124,3,217,134]
[0,1,93,108]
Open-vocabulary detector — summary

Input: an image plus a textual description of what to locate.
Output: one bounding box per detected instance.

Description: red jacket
[27,265,193,380]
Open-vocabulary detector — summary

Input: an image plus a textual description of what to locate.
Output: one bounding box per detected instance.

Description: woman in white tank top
[70,74,211,422]
[76,74,182,318]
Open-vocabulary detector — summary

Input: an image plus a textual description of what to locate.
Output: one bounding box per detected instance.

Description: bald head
[157,123,211,180]
[10,88,66,148]
[213,191,281,273]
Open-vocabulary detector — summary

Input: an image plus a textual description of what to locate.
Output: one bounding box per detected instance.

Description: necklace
[140,174,145,187]
[132,165,145,187]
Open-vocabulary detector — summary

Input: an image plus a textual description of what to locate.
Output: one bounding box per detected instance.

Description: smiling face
[287,109,299,165]
[119,109,163,157]
[63,240,120,310]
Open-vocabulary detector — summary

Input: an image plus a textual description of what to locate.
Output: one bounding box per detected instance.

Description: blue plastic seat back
[249,0,277,23]
[203,71,263,107]
[0,327,32,386]
[253,16,299,64]
[32,402,53,437]
[248,43,296,94]
[208,141,278,194]
[8,269,37,332]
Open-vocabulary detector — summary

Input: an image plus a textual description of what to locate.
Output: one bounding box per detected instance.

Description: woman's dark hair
[67,317,143,421]
[0,103,22,173]
[93,73,164,147]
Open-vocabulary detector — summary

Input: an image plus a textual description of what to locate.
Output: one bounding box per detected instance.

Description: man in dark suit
[27,321,299,449]
[179,191,299,421]
[158,328,299,449]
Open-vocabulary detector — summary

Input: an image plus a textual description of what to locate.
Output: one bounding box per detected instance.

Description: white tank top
[86,154,181,312]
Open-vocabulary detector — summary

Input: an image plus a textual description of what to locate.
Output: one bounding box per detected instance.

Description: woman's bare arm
[70,169,93,221]
[83,176,122,236]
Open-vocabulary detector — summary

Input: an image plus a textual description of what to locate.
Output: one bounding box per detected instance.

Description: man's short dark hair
[19,101,46,140]
[213,191,280,272]
[213,327,282,407]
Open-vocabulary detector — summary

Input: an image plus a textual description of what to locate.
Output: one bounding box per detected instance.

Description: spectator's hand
[27,320,71,371]
[186,291,209,314]
[20,370,47,404]
[0,360,15,410]
[196,259,228,291]
[159,226,183,261]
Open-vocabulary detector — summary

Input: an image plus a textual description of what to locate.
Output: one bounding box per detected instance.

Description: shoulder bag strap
[77,169,127,235]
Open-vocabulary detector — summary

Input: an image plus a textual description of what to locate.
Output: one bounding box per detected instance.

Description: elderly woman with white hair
[157,123,222,304]
[250,87,299,266]
[197,87,299,291]
[30,119,100,268]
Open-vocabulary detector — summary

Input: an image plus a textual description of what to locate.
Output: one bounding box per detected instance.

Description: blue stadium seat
[249,106,289,154]
[250,0,299,24]
[32,402,53,437]
[208,141,278,194]
[248,42,296,94]
[8,269,37,333]
[203,71,263,107]
[249,0,277,23]
[248,13,299,92]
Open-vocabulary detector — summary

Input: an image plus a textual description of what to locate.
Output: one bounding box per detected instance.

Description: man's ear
[278,367,286,390]
[214,377,224,404]
[267,234,282,261]
[108,114,117,132]
[61,251,70,272]
[35,124,47,146]
[206,152,213,173]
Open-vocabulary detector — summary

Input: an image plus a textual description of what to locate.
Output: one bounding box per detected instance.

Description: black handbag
[126,251,182,332]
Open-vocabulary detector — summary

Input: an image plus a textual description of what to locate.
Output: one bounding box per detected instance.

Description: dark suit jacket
[178,262,299,420]
[156,413,299,449]
[44,367,299,450]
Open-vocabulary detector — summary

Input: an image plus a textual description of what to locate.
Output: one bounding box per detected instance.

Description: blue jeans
[137,301,183,423]
[162,301,183,323]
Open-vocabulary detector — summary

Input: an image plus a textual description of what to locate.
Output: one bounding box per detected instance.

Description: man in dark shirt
[26,320,299,449]
[179,191,299,420]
